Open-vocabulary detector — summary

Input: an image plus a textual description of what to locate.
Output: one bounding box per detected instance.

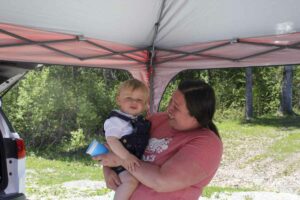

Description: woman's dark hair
[178,80,220,139]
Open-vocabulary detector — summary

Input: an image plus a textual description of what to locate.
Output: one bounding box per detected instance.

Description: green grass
[270,132,300,156]
[26,155,105,199]
[26,156,102,185]
[217,116,300,160]
[25,116,300,199]
[202,186,254,198]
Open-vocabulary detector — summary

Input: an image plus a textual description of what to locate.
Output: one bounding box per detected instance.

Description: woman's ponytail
[207,121,220,139]
[178,80,221,140]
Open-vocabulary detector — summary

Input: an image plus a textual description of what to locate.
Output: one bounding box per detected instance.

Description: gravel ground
[62,180,300,200]
[203,130,300,200]
[209,134,300,194]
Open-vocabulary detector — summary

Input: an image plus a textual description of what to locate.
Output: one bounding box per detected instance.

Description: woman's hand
[103,167,121,190]
[92,152,122,167]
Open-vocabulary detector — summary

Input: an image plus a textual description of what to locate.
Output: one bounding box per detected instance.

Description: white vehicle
[0,62,36,200]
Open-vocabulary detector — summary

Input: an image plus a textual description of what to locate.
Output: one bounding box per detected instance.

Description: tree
[294,65,300,112]
[2,65,124,149]
[279,65,294,115]
[245,67,253,120]
[252,66,281,115]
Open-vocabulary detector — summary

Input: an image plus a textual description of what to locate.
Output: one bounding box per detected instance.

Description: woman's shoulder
[184,128,222,146]
[175,128,223,162]
[147,112,168,123]
[146,112,170,136]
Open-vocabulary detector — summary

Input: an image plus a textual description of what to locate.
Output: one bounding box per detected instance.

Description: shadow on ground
[241,115,300,129]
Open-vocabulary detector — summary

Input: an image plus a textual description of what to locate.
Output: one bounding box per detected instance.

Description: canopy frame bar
[237,47,285,60]
[0,28,82,59]
[80,47,147,62]
[84,40,146,64]
[155,39,300,64]
[3,27,300,66]
[0,28,146,64]
[156,42,234,64]
[239,40,300,50]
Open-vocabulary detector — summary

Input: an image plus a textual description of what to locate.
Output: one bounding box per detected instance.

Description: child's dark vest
[105,111,151,174]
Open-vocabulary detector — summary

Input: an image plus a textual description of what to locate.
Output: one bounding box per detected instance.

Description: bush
[2,65,129,149]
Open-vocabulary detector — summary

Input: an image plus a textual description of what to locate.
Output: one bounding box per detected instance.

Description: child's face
[116,87,147,116]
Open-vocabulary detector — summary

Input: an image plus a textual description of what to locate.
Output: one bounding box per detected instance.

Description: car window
[0,109,14,138]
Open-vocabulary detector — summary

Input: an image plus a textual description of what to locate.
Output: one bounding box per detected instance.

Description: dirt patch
[201,192,300,200]
[62,180,106,190]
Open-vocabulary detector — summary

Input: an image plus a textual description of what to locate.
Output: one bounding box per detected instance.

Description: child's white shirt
[104,110,136,139]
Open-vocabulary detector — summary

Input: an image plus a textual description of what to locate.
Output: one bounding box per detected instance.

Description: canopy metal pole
[148,0,166,113]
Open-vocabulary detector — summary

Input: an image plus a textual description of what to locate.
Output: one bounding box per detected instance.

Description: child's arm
[106,136,140,171]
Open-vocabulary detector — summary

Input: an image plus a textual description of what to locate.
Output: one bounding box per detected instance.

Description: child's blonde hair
[118,79,149,100]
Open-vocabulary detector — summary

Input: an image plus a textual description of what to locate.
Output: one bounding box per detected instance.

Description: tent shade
[1,0,300,111]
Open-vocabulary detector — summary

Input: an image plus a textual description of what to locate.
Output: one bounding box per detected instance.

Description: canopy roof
[1,0,300,111]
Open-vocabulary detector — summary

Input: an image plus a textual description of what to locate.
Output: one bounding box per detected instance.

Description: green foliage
[160,68,248,117]
[293,65,300,110]
[159,80,178,112]
[2,65,130,149]
[214,108,244,121]
[69,129,86,150]
[209,68,246,110]
[252,66,282,115]
[160,66,300,120]
[2,64,300,149]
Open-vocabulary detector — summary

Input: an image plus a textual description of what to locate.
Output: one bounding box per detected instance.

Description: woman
[94,80,223,200]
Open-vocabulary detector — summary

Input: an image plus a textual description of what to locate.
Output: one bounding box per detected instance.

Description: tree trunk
[279,65,294,115]
[103,69,116,87]
[207,69,212,84]
[245,67,253,120]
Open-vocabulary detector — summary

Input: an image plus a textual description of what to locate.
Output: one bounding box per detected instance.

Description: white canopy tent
[0,0,300,112]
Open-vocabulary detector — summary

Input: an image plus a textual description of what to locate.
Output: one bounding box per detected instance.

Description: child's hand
[122,154,140,172]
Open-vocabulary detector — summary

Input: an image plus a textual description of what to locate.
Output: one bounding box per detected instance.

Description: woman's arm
[97,153,185,192]
[128,155,207,192]
[96,135,222,193]
[103,166,121,190]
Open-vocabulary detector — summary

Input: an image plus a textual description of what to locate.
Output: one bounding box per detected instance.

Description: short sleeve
[104,117,131,138]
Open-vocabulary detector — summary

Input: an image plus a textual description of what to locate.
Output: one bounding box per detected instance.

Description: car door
[0,61,37,200]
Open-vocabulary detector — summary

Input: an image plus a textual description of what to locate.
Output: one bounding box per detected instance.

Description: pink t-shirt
[130,112,223,200]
